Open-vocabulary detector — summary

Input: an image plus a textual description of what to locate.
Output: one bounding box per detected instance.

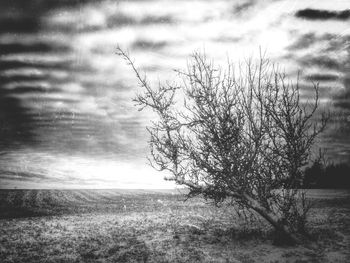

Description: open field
[0,189,349,262]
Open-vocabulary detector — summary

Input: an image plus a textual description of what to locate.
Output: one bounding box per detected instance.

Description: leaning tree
[117,48,328,244]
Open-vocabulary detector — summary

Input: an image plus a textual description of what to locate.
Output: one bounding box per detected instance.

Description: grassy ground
[0,189,349,262]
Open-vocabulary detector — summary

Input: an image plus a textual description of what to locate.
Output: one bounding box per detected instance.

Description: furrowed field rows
[1,189,349,220]
[0,189,186,219]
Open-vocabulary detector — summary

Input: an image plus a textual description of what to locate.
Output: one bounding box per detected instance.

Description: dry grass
[0,189,349,262]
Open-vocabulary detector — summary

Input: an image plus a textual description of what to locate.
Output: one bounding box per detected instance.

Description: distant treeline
[302,162,350,189]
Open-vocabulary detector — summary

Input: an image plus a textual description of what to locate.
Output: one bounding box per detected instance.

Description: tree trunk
[242,194,301,245]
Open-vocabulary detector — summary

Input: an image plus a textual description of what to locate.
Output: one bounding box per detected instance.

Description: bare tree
[117,48,328,244]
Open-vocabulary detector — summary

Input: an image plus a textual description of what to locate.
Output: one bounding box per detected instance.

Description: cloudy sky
[0,0,349,189]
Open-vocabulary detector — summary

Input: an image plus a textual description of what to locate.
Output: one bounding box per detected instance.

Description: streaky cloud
[107,14,174,30]
[305,73,339,82]
[232,0,256,14]
[297,55,341,71]
[288,32,349,52]
[0,170,52,182]
[131,39,168,51]
[0,41,69,55]
[333,75,350,110]
[288,32,318,50]
[295,8,350,20]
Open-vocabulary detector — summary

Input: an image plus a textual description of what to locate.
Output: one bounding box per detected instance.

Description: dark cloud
[287,31,350,113]
[0,76,38,148]
[297,54,341,70]
[140,15,174,25]
[324,35,350,53]
[288,32,350,52]
[0,42,69,55]
[0,59,71,71]
[288,35,350,161]
[333,75,350,110]
[0,24,72,150]
[0,0,102,13]
[305,73,339,82]
[295,8,350,20]
[6,86,58,94]
[0,35,146,158]
[53,13,176,33]
[0,17,40,34]
[0,0,103,35]
[131,40,168,50]
[299,84,334,100]
[323,107,350,163]
[288,32,318,50]
[0,74,45,85]
[106,13,136,28]
[0,0,111,156]
[107,14,174,29]
[296,52,350,111]
[329,49,350,116]
[232,0,256,14]
[319,106,350,164]
[0,3,41,35]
